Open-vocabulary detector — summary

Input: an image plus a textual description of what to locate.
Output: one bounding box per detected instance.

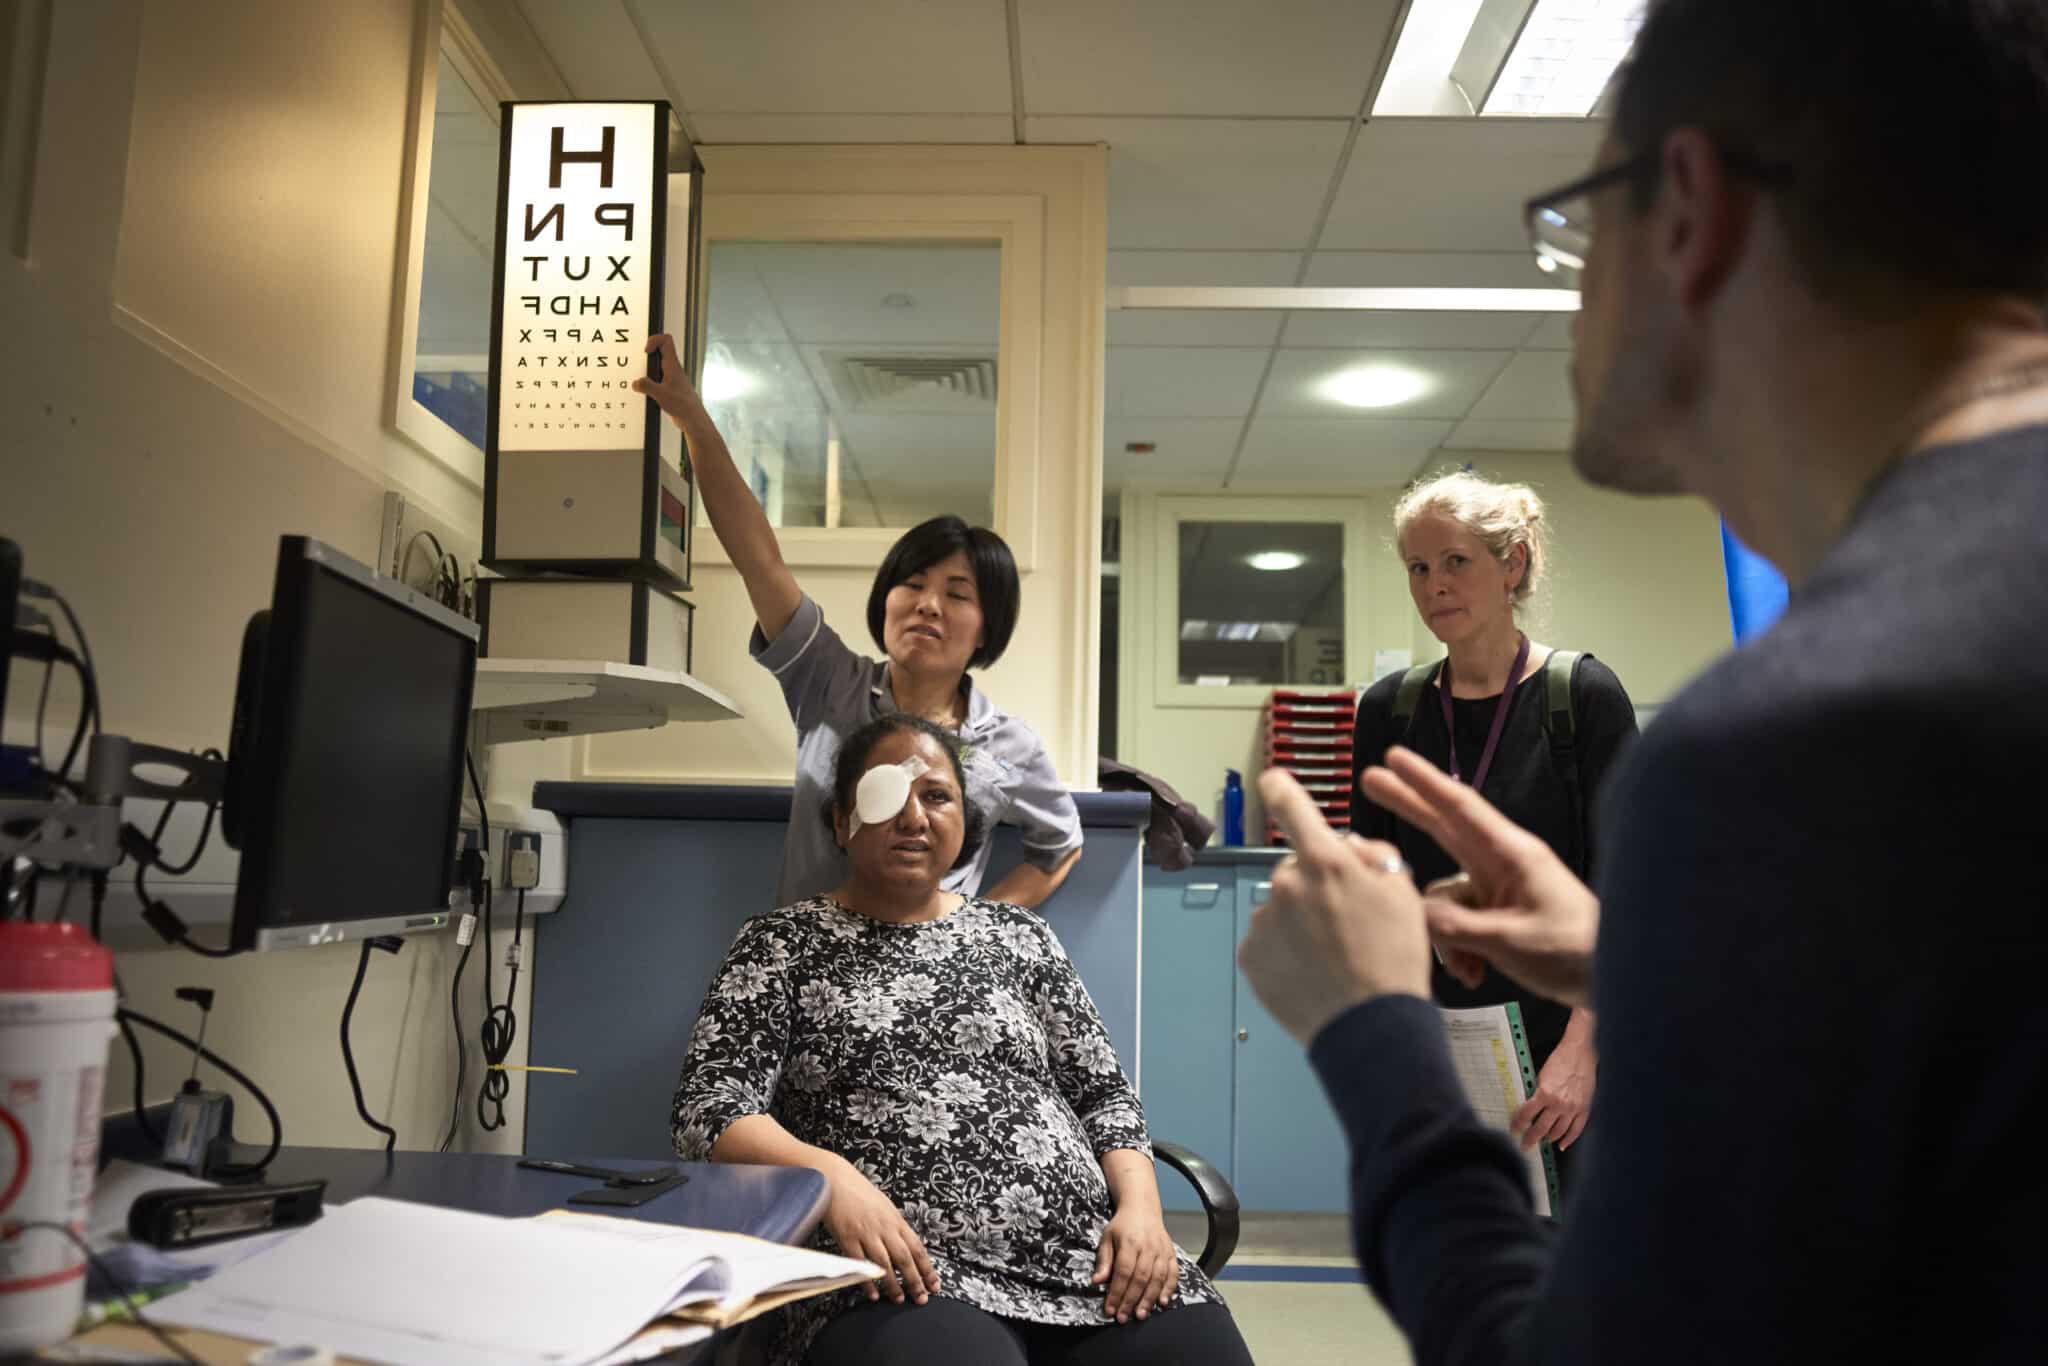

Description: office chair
[1152,1139,1239,1280]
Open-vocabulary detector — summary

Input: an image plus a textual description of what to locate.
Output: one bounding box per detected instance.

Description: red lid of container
[0,922,115,991]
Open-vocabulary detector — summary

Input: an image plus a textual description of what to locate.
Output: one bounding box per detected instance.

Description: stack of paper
[1440,1003,1561,1216]
[151,1197,878,1366]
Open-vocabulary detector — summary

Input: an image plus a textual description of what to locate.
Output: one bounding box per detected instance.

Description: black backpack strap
[1542,650,1584,868]
[1391,662,1437,737]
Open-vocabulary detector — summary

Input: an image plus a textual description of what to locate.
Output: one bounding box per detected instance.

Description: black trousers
[805,1298,1253,1366]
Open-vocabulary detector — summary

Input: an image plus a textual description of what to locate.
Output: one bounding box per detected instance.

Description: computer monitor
[222,536,478,952]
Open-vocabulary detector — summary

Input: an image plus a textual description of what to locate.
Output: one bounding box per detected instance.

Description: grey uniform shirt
[752,594,1084,906]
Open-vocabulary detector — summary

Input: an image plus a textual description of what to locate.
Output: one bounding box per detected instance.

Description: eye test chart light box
[486,101,699,590]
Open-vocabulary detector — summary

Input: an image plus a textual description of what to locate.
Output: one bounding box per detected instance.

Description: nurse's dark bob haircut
[866,516,1020,671]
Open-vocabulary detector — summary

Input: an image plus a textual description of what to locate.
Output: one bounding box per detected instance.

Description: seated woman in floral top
[672,715,1252,1366]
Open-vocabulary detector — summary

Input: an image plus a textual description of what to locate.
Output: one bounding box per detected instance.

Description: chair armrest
[1152,1139,1240,1279]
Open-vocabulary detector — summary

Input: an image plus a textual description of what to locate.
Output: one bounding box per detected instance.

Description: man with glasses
[1236,0,2048,1360]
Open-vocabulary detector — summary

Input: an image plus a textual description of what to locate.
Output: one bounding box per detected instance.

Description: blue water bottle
[1222,769,1245,846]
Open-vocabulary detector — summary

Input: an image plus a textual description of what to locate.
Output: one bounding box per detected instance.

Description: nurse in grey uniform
[634,335,1083,908]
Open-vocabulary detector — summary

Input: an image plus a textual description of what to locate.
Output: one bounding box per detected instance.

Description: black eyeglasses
[1523,148,1794,282]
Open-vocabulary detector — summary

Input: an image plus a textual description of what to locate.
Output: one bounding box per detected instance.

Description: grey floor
[1170,1212,1414,1366]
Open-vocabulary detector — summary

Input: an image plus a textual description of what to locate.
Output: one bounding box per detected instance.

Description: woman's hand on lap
[1093,1207,1180,1323]
[822,1157,938,1305]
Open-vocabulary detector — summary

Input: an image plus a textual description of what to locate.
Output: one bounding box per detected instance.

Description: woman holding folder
[1351,471,1638,1189]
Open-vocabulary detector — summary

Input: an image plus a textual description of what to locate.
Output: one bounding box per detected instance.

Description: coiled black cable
[476,888,523,1132]
[342,938,401,1153]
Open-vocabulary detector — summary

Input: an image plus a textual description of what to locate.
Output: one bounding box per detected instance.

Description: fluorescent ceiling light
[1375,0,1643,118]
[1320,365,1432,410]
[1246,551,1307,572]
[1462,0,1646,117]
[1107,287,1579,313]
[701,361,754,403]
[1376,0,1490,116]
[1183,620,1303,642]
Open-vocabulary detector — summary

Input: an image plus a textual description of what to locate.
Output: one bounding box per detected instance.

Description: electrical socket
[505,831,542,891]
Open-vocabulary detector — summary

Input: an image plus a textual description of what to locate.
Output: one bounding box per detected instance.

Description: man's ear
[1656,127,1752,317]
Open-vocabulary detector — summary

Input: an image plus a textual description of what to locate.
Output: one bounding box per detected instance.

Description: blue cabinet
[1228,868,1350,1212]
[1140,872,1237,1210]
[1139,859,1350,1213]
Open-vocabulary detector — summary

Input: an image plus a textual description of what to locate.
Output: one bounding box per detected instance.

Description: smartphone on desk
[569,1174,689,1207]
[518,1158,678,1187]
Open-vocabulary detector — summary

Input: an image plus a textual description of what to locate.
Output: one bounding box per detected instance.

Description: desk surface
[254,1147,829,1246]
[65,1149,828,1365]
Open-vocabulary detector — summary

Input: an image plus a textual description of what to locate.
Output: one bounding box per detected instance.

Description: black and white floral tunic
[671,897,1221,1365]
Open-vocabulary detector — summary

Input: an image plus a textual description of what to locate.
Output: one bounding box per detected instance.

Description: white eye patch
[844,754,932,842]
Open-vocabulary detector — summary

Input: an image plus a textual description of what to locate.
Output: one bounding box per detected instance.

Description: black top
[1309,426,2048,1363]
[1351,654,1637,1066]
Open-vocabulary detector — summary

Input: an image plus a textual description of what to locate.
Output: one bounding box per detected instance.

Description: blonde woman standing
[1350,471,1637,1198]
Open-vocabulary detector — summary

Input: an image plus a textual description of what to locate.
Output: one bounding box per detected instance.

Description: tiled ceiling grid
[505,0,1608,494]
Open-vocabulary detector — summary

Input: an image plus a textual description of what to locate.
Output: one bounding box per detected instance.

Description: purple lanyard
[1439,632,1529,793]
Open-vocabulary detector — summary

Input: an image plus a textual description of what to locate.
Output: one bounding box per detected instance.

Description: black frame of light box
[483,100,699,589]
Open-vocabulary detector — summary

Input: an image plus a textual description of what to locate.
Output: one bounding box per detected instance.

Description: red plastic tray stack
[1261,688,1358,845]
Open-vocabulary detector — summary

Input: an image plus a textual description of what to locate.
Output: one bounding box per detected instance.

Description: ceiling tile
[1522,313,1575,349]
[1445,418,1575,451]
[740,243,1000,345]
[1258,347,1515,421]
[690,113,1015,143]
[1017,0,1401,118]
[1303,250,1554,288]
[633,0,1013,115]
[1108,309,1284,347]
[1103,418,1242,491]
[512,1,672,102]
[1282,311,1544,350]
[1466,350,1575,421]
[700,341,826,415]
[704,245,794,344]
[1319,119,1607,251]
[1107,250,1303,287]
[1028,117,1349,249]
[1107,346,1271,418]
[1231,417,1452,485]
[837,413,996,463]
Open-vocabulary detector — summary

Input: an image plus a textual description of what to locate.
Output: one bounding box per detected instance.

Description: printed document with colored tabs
[1440,1003,1562,1216]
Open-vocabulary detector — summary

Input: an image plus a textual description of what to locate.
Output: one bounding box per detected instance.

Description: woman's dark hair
[866,516,1020,671]
[825,714,988,872]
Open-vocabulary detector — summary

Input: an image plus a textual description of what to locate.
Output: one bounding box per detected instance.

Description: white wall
[4,0,557,1153]
[1441,451,1730,707]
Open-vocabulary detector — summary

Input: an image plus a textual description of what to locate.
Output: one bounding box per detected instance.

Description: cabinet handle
[1251,881,1272,905]
[1237,1028,1249,1042]
[1186,883,1222,894]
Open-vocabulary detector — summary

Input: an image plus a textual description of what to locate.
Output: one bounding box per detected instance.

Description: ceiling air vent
[829,353,998,411]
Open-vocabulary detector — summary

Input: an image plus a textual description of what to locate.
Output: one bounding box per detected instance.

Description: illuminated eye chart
[495,104,659,451]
